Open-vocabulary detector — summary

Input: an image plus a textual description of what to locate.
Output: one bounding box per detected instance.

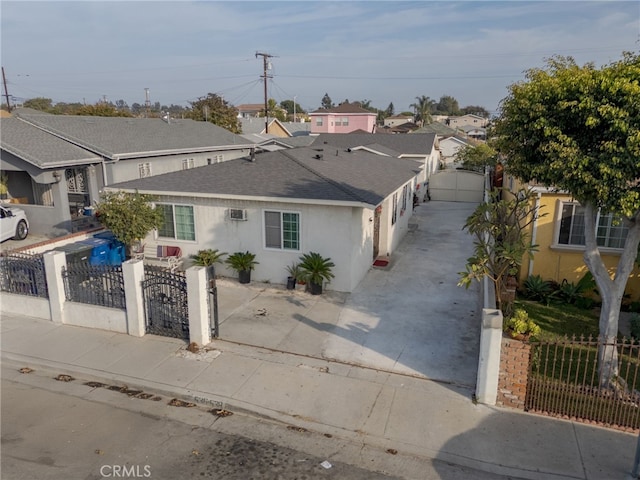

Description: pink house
[309,103,377,134]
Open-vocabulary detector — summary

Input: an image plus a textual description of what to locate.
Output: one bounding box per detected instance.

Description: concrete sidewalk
[1,313,636,480]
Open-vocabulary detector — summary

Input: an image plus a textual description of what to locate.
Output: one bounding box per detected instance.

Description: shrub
[190,249,227,267]
[523,275,556,305]
[504,308,541,340]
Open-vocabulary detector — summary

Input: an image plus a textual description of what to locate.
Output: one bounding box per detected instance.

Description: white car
[0,205,29,242]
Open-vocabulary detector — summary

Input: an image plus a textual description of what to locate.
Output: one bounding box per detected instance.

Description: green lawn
[513,299,600,340]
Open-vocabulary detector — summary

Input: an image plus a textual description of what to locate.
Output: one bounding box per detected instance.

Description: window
[264,211,300,250]
[157,204,195,241]
[315,118,323,127]
[558,203,629,249]
[182,158,195,170]
[138,163,151,178]
[207,155,223,165]
[391,193,398,225]
[341,117,349,126]
[401,185,408,214]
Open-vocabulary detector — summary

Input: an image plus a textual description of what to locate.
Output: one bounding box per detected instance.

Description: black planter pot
[309,281,322,295]
[238,270,251,284]
[286,276,296,290]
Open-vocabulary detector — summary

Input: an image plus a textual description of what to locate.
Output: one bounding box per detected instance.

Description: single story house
[0,111,255,235]
[384,115,414,127]
[106,146,424,292]
[309,103,377,134]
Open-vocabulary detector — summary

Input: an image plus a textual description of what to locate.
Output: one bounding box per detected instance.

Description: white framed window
[341,117,349,126]
[264,210,300,250]
[315,118,323,127]
[557,202,629,249]
[156,203,195,241]
[182,158,195,170]
[401,184,408,214]
[138,163,151,178]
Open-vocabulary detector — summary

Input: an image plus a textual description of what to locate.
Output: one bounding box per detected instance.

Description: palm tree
[409,95,435,127]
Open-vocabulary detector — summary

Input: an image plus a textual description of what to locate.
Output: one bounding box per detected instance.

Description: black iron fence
[62,263,125,309]
[142,265,189,339]
[0,252,48,298]
[527,335,640,430]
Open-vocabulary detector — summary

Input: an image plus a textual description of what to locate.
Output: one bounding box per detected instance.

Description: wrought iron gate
[142,266,189,339]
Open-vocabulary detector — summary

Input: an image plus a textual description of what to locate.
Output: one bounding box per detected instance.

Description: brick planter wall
[497,336,531,409]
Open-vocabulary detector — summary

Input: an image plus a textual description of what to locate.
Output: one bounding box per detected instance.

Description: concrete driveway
[215,200,481,388]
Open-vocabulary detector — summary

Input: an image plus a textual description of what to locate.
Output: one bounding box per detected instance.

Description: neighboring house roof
[0,117,101,168]
[281,122,311,136]
[459,125,486,133]
[14,113,254,160]
[108,146,420,208]
[310,103,376,115]
[415,122,458,136]
[237,104,264,114]
[239,117,289,136]
[310,133,437,156]
[440,136,469,147]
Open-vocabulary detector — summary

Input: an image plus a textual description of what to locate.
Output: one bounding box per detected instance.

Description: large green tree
[321,93,333,110]
[186,93,240,133]
[409,95,434,126]
[435,95,460,116]
[492,52,640,388]
[95,191,164,256]
[457,143,498,172]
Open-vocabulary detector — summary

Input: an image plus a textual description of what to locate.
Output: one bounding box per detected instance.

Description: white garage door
[429,170,484,203]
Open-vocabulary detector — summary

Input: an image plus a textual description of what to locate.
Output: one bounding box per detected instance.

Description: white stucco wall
[147,196,372,292]
[65,302,128,333]
[0,293,51,320]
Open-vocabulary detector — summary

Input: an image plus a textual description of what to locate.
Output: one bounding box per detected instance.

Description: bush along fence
[0,250,215,347]
[497,335,640,432]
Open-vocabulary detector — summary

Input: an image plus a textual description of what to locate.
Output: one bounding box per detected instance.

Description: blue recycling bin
[81,238,110,266]
[108,245,124,266]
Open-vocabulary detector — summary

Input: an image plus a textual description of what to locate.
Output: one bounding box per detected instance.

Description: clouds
[2,1,637,113]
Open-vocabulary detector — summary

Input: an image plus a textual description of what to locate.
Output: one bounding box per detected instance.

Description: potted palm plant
[191,248,227,282]
[285,263,301,290]
[225,251,258,284]
[298,252,335,295]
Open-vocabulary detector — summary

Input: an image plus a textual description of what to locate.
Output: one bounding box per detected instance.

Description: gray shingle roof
[15,113,254,160]
[311,133,436,156]
[109,146,420,207]
[0,117,101,168]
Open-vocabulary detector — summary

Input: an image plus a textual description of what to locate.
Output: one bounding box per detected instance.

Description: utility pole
[2,67,12,113]
[255,52,273,134]
[293,95,297,123]
[145,88,150,118]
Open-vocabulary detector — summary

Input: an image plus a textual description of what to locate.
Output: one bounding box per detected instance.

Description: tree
[458,188,542,315]
[460,105,489,118]
[492,52,640,388]
[435,95,460,116]
[75,103,132,117]
[186,93,240,133]
[457,143,498,172]
[279,99,305,117]
[23,97,53,112]
[259,98,286,122]
[95,191,164,256]
[321,93,333,110]
[409,95,434,126]
[385,102,395,117]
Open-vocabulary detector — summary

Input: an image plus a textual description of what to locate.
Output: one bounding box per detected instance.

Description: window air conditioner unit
[229,208,247,221]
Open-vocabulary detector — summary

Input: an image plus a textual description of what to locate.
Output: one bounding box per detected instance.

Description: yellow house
[505,177,640,301]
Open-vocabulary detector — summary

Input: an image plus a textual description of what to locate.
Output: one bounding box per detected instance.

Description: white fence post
[475,308,504,405]
[186,266,210,346]
[43,251,67,324]
[122,259,146,337]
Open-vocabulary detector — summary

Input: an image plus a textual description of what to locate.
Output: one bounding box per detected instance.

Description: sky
[1,1,638,116]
